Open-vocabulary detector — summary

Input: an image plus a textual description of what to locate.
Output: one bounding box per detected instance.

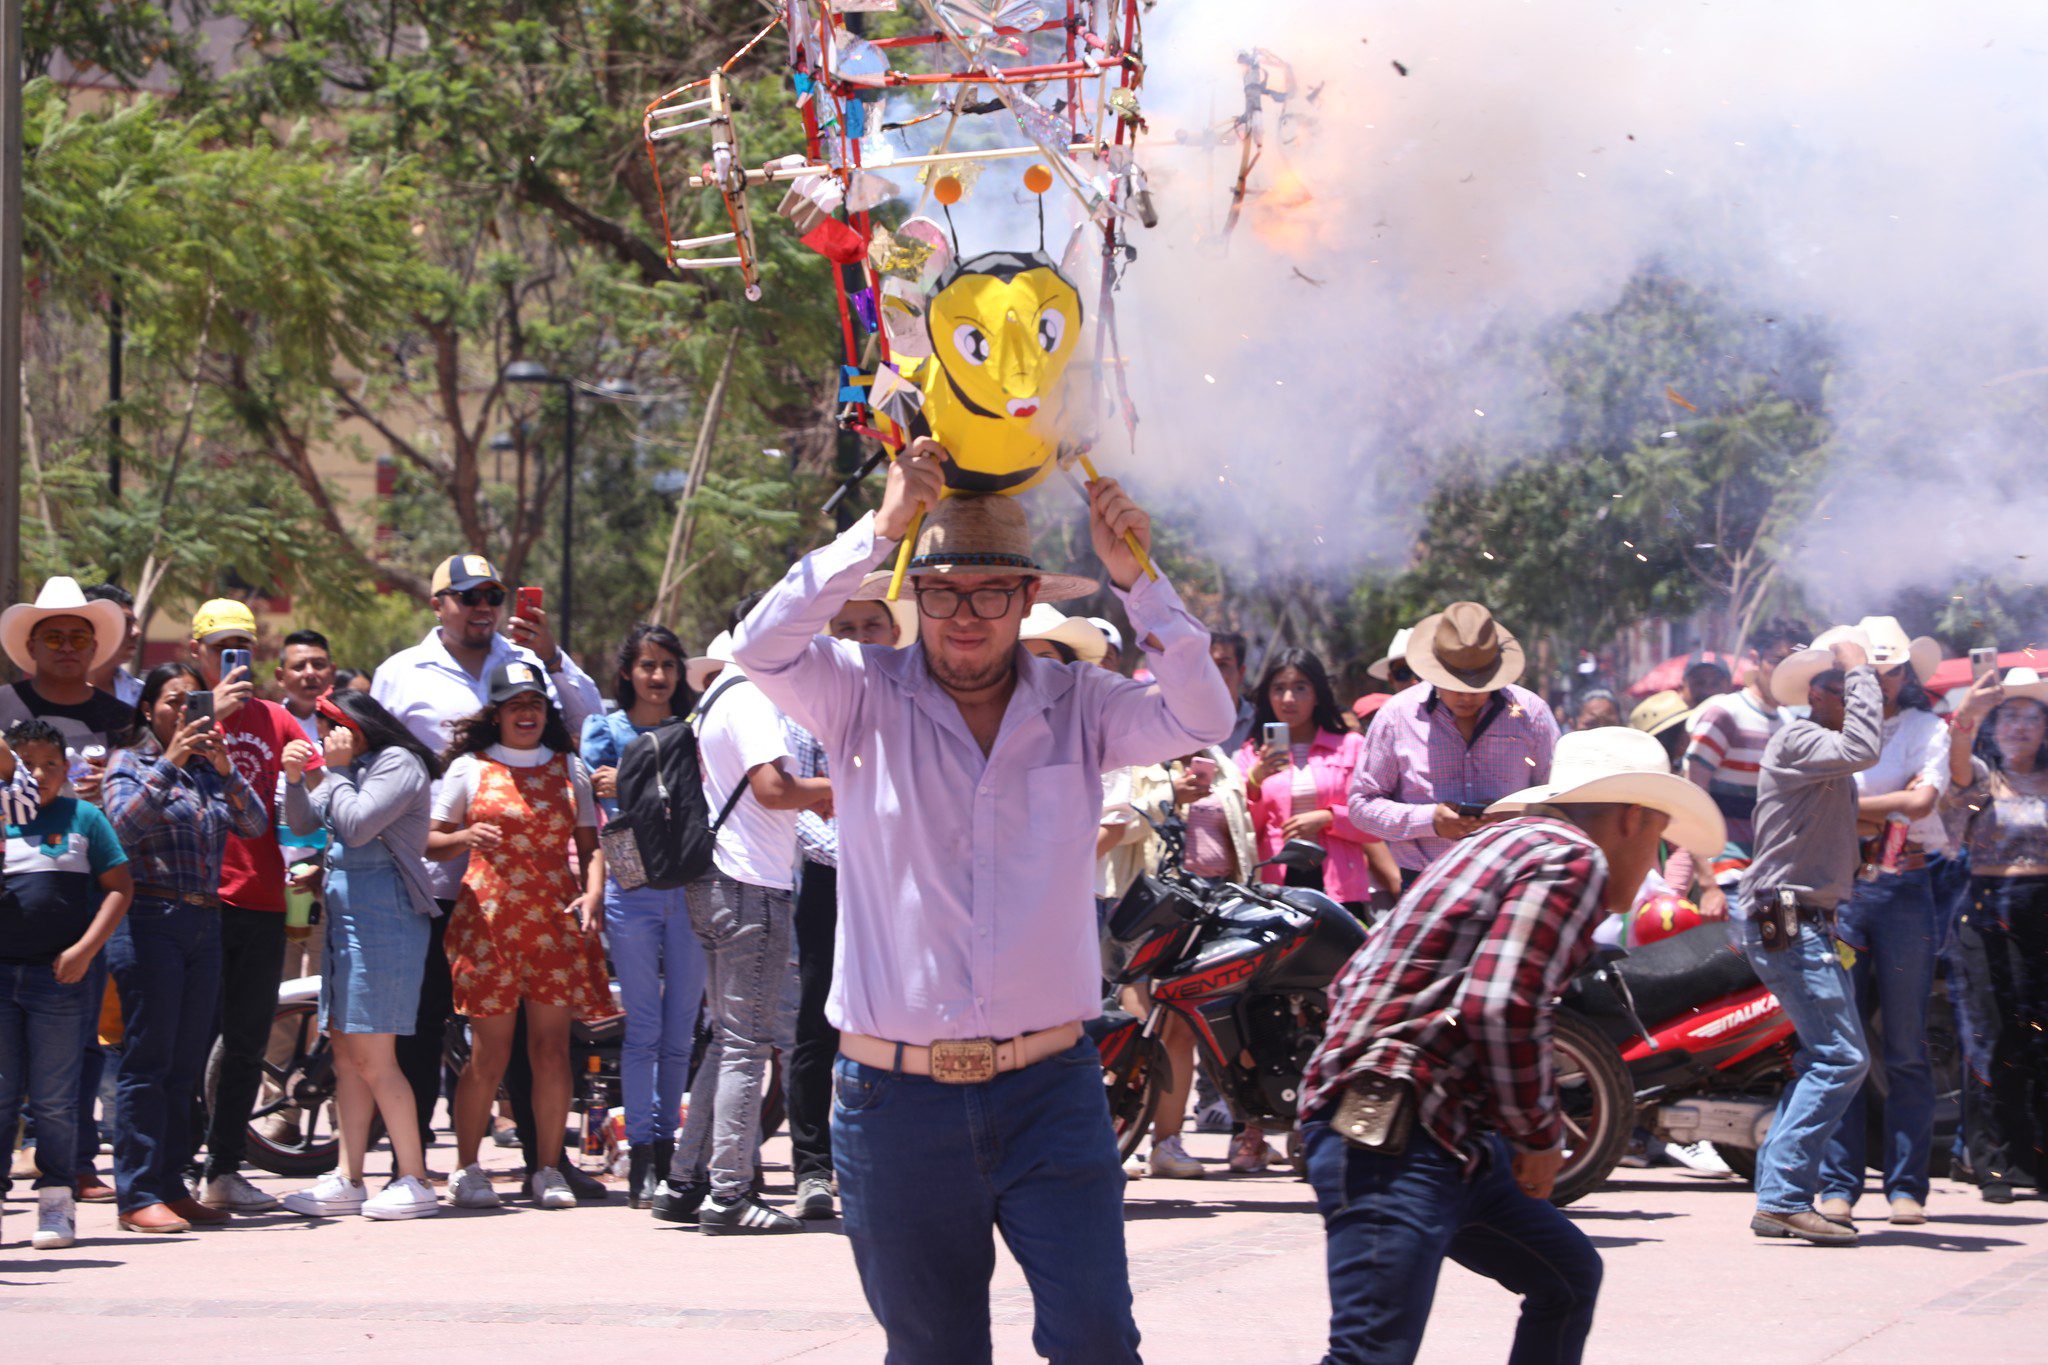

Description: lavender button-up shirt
[733,513,1235,1046]
[1347,683,1560,871]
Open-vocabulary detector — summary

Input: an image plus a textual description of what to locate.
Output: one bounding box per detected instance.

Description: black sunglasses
[437,587,507,608]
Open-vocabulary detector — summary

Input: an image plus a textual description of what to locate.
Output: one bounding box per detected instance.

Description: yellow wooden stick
[1075,454,1158,581]
[886,505,925,602]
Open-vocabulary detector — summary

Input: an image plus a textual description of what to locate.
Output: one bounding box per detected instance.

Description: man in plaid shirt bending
[1300,728,1726,1365]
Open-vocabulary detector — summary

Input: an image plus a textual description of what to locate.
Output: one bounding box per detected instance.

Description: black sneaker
[651,1178,710,1224]
[700,1193,803,1235]
[794,1174,836,1221]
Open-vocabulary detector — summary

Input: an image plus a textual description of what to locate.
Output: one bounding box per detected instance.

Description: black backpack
[605,676,748,889]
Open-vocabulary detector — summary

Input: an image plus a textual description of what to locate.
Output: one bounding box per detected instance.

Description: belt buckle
[928,1038,998,1085]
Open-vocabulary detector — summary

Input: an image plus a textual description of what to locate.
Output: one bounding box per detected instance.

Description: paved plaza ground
[4,1126,2046,1362]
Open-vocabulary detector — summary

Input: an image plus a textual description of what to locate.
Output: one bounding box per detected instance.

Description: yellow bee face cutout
[916,250,1084,495]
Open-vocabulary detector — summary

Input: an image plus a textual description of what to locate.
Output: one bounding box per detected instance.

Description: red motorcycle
[1093,822,1365,1162]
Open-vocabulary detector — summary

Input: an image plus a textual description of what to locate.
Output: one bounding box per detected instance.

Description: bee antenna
[943,203,961,257]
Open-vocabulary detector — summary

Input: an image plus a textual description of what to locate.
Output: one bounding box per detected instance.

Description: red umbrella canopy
[1923,648,2045,695]
[1627,650,1751,699]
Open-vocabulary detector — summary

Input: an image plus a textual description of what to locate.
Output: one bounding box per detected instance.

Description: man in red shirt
[186,599,321,1215]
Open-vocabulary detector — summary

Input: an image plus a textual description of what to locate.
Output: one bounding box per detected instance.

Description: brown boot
[1751,1208,1857,1245]
[166,1194,231,1227]
[74,1171,117,1203]
[118,1203,192,1234]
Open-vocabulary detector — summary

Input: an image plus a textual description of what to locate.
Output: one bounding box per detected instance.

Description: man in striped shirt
[1302,728,1725,1365]
[1680,619,1808,913]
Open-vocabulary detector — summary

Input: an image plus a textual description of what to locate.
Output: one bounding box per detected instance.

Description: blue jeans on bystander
[1304,1120,1602,1365]
[1820,867,1937,1206]
[0,960,87,1194]
[106,898,222,1213]
[1740,917,1870,1214]
[833,1038,1140,1365]
[606,879,706,1147]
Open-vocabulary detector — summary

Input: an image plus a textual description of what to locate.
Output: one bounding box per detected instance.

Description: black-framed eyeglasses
[437,587,507,608]
[915,584,1026,621]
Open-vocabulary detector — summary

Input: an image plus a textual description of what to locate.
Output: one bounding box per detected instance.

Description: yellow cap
[191,598,259,643]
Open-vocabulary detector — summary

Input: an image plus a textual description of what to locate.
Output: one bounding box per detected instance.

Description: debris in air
[1391,60,1409,76]
[1664,387,1697,412]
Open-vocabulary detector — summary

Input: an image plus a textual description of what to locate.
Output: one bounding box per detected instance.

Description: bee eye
[952,323,990,366]
[1036,309,1066,354]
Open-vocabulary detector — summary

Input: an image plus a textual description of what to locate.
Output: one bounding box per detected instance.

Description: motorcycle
[1094,816,1367,1163]
[205,978,788,1178]
[1546,920,1961,1206]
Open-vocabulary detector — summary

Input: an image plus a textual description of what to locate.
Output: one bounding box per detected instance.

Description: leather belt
[840,1022,1084,1085]
[134,885,220,908]
[1970,863,2048,879]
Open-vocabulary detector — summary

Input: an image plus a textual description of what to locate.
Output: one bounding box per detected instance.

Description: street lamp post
[502,361,576,651]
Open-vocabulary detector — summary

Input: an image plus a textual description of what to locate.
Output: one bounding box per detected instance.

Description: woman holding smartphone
[101,663,268,1233]
[429,661,607,1213]
[277,690,444,1222]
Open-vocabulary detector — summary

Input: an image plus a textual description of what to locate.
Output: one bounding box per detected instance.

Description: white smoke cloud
[1098,0,2048,609]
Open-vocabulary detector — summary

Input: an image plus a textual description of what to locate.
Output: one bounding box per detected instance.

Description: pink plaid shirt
[1347,684,1560,871]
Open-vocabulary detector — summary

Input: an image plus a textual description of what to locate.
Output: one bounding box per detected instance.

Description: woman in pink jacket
[1236,648,1403,920]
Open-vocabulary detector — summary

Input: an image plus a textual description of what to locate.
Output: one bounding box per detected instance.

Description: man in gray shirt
[1738,636,1881,1245]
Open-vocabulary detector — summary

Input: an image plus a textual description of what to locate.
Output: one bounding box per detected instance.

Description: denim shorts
[322,857,429,1036]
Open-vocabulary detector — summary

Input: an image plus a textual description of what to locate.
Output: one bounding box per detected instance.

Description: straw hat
[0,577,127,674]
[1845,616,1940,680]
[1019,603,1109,666]
[1628,690,1694,739]
[1405,603,1525,693]
[1488,726,1728,857]
[898,495,1097,603]
[687,629,736,693]
[1367,625,1414,682]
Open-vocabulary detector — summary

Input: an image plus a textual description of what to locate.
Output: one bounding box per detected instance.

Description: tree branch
[514,166,678,289]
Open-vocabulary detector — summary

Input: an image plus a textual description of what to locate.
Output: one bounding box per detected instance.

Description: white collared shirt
[1853,707,1952,854]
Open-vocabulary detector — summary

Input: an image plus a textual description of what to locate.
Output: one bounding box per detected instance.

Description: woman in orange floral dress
[427,662,607,1211]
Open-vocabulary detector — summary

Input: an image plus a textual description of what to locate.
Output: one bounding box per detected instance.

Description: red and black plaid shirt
[1301,815,1610,1168]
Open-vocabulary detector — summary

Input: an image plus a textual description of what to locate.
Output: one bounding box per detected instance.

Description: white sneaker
[1194,1099,1235,1134]
[363,1175,442,1221]
[528,1165,576,1210]
[1148,1135,1208,1179]
[280,1171,368,1217]
[33,1188,75,1249]
[1666,1141,1733,1175]
[203,1170,282,1212]
[450,1164,501,1209]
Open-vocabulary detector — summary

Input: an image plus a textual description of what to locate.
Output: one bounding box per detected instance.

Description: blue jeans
[833,1039,1139,1364]
[673,874,791,1197]
[1739,917,1870,1213]
[106,898,223,1213]
[74,953,109,1172]
[0,961,87,1194]
[1821,868,1937,1204]
[605,879,705,1146]
[1305,1122,1601,1365]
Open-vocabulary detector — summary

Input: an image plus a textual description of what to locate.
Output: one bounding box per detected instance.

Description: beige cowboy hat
[893,495,1097,603]
[1846,616,1940,680]
[1768,624,1870,707]
[1488,726,1729,857]
[843,572,927,648]
[1367,625,1415,683]
[0,577,127,674]
[687,629,736,693]
[1405,602,1526,693]
[1019,603,1109,666]
[1628,689,1694,739]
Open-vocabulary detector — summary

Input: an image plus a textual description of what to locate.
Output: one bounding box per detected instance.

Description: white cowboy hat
[1998,666,2048,704]
[1367,625,1414,682]
[687,629,736,693]
[1488,726,1728,857]
[1845,616,1940,679]
[1020,603,1109,666]
[1085,617,1124,657]
[1769,625,1868,708]
[0,577,127,674]
[843,571,927,648]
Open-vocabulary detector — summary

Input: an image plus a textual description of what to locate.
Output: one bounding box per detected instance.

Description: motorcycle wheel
[203,999,381,1179]
[1547,1011,1636,1207]
[1102,1033,1169,1162]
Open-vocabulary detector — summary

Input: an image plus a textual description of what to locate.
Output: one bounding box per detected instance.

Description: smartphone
[1971,645,2000,679]
[219,647,253,681]
[1188,756,1219,782]
[516,586,544,619]
[184,690,215,724]
[1454,801,1490,819]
